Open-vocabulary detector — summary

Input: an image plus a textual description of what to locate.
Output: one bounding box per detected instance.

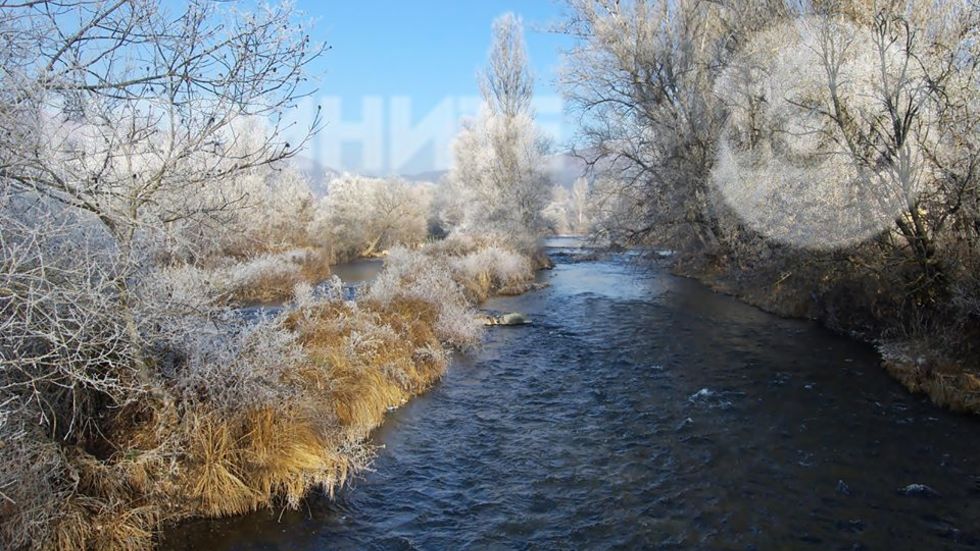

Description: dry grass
[451,247,536,303]
[52,497,160,551]
[285,297,449,435]
[178,405,360,517]
[366,246,484,347]
[29,302,459,550]
[223,248,333,305]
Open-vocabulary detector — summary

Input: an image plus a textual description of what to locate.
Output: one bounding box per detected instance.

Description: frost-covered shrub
[0,193,142,414]
[226,252,300,286]
[367,247,482,348]
[140,244,336,312]
[292,281,316,307]
[425,232,480,257]
[139,264,223,314]
[313,174,432,261]
[170,317,303,411]
[454,246,532,288]
[203,248,331,304]
[449,245,534,301]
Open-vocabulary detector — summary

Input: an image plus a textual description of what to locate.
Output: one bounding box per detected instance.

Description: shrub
[158,248,334,306]
[367,247,484,348]
[450,246,535,302]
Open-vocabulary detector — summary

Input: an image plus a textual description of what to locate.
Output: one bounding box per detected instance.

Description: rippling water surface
[164,240,980,549]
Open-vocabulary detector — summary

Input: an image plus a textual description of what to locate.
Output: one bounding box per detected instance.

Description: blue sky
[290,0,576,175]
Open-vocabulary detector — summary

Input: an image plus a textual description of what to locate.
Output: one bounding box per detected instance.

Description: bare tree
[0,5,330,545]
[560,0,792,250]
[561,0,980,365]
[2,1,322,245]
[714,2,980,300]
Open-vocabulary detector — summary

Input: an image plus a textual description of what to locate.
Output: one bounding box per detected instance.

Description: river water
[164,240,980,549]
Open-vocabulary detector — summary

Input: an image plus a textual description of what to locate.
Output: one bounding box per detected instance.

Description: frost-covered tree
[561,0,795,250]
[0,1,321,267]
[0,0,322,380]
[562,0,980,357]
[449,13,551,250]
[315,175,431,260]
[219,160,317,257]
[245,165,318,253]
[714,3,980,294]
[0,4,330,545]
[165,137,319,261]
[543,185,571,234]
[542,178,593,235]
[568,177,592,234]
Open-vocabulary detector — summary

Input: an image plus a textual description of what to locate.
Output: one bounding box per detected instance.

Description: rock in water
[898,483,941,497]
[499,312,530,325]
[481,312,532,326]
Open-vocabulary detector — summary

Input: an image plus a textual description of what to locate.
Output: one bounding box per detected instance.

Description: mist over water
[164,240,980,549]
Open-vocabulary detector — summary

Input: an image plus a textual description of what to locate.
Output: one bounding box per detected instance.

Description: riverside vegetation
[0,4,551,550]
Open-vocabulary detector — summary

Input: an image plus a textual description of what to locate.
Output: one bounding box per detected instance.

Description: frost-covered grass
[150,248,334,309]
[367,246,483,348]
[220,248,333,304]
[0,225,543,550]
[450,245,535,301]
[368,235,538,340]
[0,285,458,549]
[878,340,980,414]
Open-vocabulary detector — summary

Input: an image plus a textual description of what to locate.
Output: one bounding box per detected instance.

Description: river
[164,239,980,549]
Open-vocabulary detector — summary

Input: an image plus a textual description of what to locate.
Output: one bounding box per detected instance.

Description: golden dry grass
[285,297,448,434]
[457,271,494,303]
[230,249,333,305]
[883,358,980,414]
[44,449,168,551]
[879,339,980,414]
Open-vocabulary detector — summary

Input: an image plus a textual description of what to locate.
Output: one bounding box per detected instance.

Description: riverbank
[672,258,980,415]
[0,235,540,550]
